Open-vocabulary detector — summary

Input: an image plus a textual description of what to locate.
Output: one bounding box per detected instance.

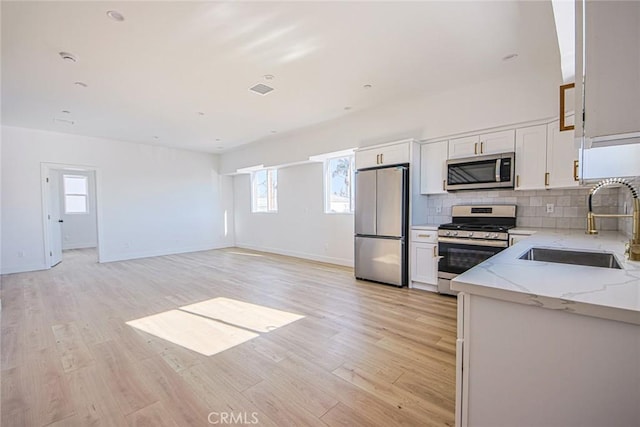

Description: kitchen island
[451,229,640,427]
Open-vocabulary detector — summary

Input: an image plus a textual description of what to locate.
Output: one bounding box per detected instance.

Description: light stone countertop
[451,229,640,325]
[411,224,439,230]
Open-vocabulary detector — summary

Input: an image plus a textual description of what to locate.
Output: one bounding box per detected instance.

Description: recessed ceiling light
[502,53,519,61]
[61,110,71,114]
[54,118,74,125]
[59,52,78,63]
[344,106,352,110]
[153,136,159,140]
[215,138,221,141]
[271,130,277,134]
[106,10,125,22]
[363,84,372,89]
[74,81,88,87]
[197,111,205,116]
[263,74,275,80]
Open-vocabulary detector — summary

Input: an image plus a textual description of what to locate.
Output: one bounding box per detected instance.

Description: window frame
[251,168,278,213]
[62,174,89,215]
[323,154,355,214]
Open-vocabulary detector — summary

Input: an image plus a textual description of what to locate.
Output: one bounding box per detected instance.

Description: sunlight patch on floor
[126,298,305,356]
[126,309,258,356]
[181,297,305,333]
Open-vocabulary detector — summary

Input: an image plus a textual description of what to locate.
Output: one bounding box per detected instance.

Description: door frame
[41,162,104,267]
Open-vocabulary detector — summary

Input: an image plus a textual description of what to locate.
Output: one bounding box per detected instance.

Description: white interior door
[48,172,63,266]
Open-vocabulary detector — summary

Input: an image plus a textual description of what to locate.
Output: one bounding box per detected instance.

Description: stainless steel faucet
[586,178,640,261]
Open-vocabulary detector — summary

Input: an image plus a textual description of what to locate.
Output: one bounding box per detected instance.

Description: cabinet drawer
[411,229,437,243]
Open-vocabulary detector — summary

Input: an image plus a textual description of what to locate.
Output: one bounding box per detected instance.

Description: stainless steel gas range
[437,205,516,295]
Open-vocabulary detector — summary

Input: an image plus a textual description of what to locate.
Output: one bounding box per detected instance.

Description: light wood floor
[1,248,457,426]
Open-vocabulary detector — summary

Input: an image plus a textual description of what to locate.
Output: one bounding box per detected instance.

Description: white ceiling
[1,1,560,153]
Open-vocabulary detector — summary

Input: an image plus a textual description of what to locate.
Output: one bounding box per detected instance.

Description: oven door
[438,237,508,276]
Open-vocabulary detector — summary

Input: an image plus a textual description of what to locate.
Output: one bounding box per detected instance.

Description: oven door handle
[438,237,508,248]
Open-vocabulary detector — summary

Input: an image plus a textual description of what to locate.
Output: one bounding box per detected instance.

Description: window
[63,174,89,214]
[324,155,355,213]
[252,169,278,213]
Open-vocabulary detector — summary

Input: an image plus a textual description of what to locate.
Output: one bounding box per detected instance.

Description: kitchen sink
[519,247,622,269]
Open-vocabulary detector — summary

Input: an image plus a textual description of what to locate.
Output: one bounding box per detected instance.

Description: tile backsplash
[424,186,621,231]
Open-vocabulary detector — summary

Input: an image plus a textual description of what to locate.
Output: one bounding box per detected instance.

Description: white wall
[234,163,354,266]
[227,66,562,266]
[1,126,234,274]
[55,169,98,250]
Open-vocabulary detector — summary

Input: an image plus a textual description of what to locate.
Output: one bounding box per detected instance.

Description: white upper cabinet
[448,130,515,159]
[581,143,640,180]
[420,140,448,194]
[515,120,579,190]
[576,0,640,147]
[515,125,547,190]
[448,135,479,158]
[355,141,410,169]
[546,120,579,188]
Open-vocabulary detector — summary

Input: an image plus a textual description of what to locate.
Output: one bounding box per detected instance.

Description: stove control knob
[491,233,498,238]
[445,231,451,236]
[468,232,474,237]
[452,231,458,236]
[484,233,490,238]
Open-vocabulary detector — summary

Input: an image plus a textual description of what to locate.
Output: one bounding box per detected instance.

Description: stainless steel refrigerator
[354,164,409,287]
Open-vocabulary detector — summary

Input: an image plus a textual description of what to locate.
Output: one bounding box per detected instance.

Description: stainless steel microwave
[445,152,515,191]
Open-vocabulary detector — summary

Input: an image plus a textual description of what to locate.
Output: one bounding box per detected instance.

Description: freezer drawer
[355,236,405,287]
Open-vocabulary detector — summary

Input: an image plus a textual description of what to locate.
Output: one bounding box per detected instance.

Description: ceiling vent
[249,83,274,96]
[54,118,75,125]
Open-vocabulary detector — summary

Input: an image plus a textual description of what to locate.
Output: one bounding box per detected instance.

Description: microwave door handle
[495,158,502,182]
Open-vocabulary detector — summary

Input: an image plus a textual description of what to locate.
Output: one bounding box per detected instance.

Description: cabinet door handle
[559,83,575,131]
[376,154,380,164]
[433,246,437,257]
[474,142,478,155]
[545,172,550,186]
[480,141,484,153]
[380,153,384,164]
[510,237,514,246]
[442,180,446,191]
[516,174,520,188]
[573,160,579,181]
[417,234,431,238]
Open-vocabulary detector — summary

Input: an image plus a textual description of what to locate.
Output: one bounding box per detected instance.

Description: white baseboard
[1,262,48,275]
[235,243,354,267]
[63,242,98,250]
[99,243,232,263]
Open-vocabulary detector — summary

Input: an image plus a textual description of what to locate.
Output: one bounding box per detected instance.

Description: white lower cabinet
[508,230,535,246]
[409,228,438,291]
[456,292,640,427]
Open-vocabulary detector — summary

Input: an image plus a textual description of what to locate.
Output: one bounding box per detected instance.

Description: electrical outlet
[17,251,25,258]
[436,207,442,214]
[546,203,554,213]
